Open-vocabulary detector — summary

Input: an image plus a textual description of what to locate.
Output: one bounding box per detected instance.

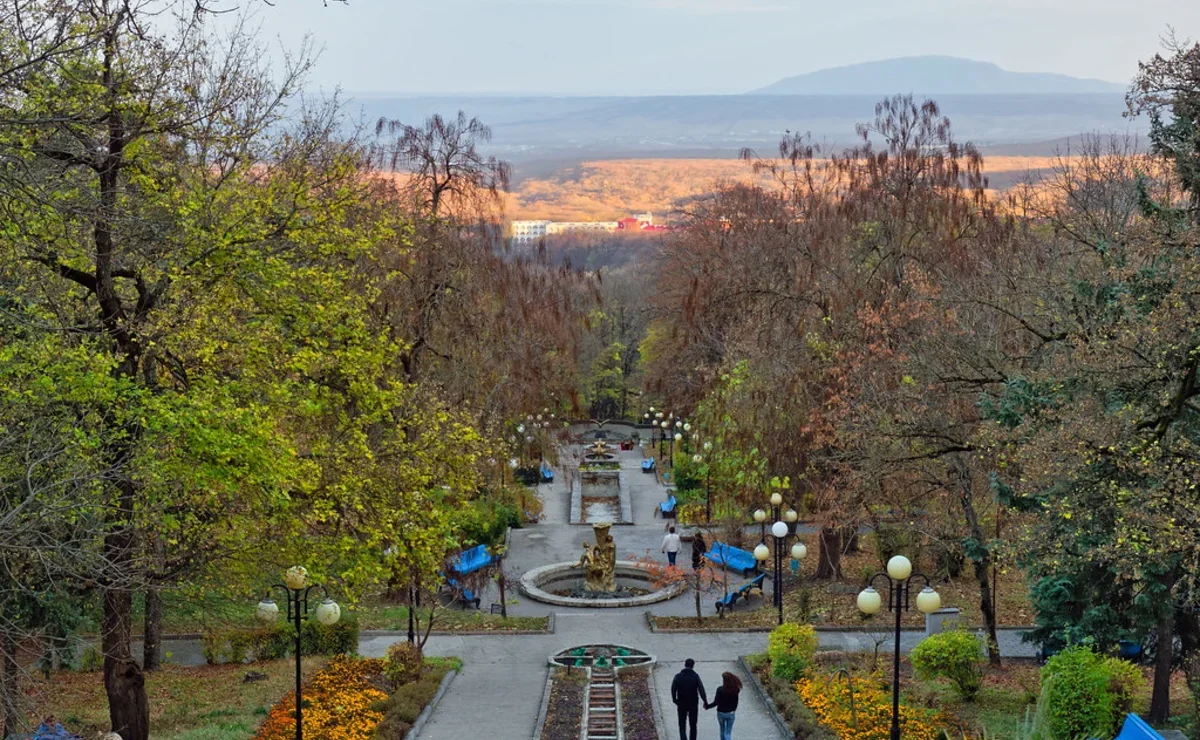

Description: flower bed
[540,668,586,740]
[796,672,944,740]
[619,667,659,740]
[253,654,458,740]
[254,655,388,740]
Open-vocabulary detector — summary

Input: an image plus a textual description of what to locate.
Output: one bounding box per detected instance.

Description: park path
[397,443,791,739]
[140,438,1034,738]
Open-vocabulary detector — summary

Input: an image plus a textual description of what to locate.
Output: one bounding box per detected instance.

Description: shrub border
[405,664,460,739]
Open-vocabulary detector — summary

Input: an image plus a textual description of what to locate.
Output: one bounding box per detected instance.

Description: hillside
[352,91,1137,161]
[506,155,1067,222]
[752,56,1124,96]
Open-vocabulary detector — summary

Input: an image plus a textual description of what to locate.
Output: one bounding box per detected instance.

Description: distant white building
[546,221,619,235]
[510,220,551,244]
[510,219,620,244]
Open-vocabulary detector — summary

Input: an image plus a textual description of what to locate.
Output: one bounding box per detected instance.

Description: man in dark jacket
[671,658,708,740]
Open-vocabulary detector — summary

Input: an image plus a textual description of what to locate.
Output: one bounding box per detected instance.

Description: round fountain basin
[549,643,655,668]
[520,561,686,608]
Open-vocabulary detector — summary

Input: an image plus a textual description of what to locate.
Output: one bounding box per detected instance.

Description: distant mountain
[752,56,1124,96]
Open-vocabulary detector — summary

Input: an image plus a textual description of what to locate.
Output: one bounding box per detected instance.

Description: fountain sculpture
[578,522,617,592]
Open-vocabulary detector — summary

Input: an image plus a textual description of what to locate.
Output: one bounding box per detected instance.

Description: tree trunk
[1150,592,1175,724]
[498,573,508,619]
[104,582,148,740]
[1,629,20,740]
[143,588,162,671]
[953,456,1000,666]
[1177,610,1200,739]
[815,526,843,580]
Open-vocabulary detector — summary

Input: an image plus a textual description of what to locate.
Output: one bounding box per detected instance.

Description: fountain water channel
[571,441,632,525]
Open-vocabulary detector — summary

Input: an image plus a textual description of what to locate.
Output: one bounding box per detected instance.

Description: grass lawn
[21,658,326,740]
[147,591,548,637]
[351,603,548,632]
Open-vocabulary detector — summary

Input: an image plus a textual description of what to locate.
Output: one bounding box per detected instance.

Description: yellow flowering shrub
[255,656,387,740]
[796,673,944,740]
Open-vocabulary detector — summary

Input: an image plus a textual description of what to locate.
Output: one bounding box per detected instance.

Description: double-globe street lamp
[857,555,943,740]
[752,492,804,625]
[256,566,342,740]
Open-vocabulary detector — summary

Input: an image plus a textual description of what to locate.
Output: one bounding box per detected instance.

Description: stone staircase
[584,666,620,740]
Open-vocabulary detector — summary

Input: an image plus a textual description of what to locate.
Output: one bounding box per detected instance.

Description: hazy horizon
[234,0,1199,96]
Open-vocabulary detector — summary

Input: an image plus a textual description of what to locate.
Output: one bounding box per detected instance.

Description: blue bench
[641,458,655,473]
[443,544,501,609]
[659,493,677,518]
[540,462,554,482]
[715,573,767,615]
[449,544,499,576]
[704,542,759,577]
[444,576,481,609]
[1111,714,1164,740]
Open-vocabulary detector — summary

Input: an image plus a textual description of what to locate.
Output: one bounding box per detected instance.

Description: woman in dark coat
[691,532,707,570]
[704,671,743,740]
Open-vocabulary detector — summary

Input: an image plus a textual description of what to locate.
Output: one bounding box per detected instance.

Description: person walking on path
[671,658,708,740]
[691,532,707,570]
[662,526,682,566]
[704,671,743,740]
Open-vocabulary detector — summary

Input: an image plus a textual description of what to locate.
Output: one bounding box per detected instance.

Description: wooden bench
[715,572,767,615]
[704,541,759,577]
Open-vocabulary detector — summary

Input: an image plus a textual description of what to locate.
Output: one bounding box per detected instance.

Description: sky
[236,0,1200,96]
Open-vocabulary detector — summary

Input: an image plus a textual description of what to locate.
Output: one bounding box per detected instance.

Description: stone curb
[646,661,669,740]
[409,664,459,740]
[738,654,793,740]
[531,663,554,740]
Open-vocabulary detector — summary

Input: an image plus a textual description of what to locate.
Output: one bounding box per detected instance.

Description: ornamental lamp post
[857,555,942,740]
[256,567,341,740]
[770,519,789,624]
[702,440,714,522]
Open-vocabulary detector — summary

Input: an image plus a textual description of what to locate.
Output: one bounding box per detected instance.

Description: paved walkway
[141,441,1034,739]
[390,444,1033,740]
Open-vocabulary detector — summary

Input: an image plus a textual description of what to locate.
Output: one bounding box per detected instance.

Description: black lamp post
[256,566,342,740]
[701,440,713,522]
[751,490,802,625]
[857,556,943,740]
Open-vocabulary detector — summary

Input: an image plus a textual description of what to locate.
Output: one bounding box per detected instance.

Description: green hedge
[1032,646,1144,740]
[200,619,359,664]
[910,630,984,700]
[767,623,818,681]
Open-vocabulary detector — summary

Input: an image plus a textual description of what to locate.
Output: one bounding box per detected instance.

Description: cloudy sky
[242,0,1199,95]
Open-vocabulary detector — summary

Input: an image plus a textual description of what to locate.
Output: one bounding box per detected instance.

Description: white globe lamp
[886,555,913,581]
[315,598,342,625]
[255,598,280,624]
[857,586,883,615]
[916,587,942,615]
